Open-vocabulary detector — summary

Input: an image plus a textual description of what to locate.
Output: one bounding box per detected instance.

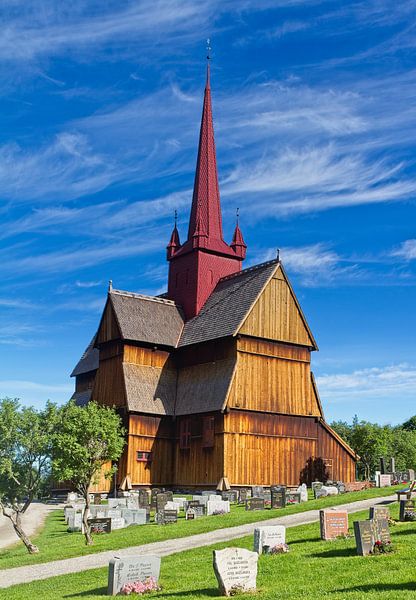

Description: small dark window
[137,451,152,463]
[180,418,191,449]
[202,416,215,448]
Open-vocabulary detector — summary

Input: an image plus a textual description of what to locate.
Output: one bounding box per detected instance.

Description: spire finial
[206,38,212,61]
[108,279,113,292]
[236,207,240,226]
[174,209,177,227]
[205,39,212,89]
[276,248,280,261]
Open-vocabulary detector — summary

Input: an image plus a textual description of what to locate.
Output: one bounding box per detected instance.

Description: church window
[136,451,152,462]
[179,418,191,449]
[202,416,215,448]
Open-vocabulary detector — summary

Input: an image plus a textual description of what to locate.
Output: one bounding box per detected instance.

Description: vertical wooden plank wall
[127,415,173,486]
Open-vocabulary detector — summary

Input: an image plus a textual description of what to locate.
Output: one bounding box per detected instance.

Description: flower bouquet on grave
[120,577,161,595]
[212,509,227,515]
[265,543,290,554]
[372,540,394,554]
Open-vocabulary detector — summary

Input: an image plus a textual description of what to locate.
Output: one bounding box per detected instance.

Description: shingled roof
[70,335,99,377]
[178,259,279,347]
[109,290,184,348]
[123,363,177,415]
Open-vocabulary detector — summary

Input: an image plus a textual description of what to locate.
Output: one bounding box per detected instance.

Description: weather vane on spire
[206,38,212,61]
[236,207,240,225]
[174,209,178,227]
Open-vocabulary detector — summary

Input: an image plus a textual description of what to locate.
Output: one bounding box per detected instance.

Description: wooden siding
[228,338,321,416]
[96,300,121,345]
[124,344,170,368]
[75,372,95,393]
[172,414,225,487]
[92,353,126,407]
[224,410,355,486]
[126,415,173,486]
[89,460,112,493]
[239,270,314,347]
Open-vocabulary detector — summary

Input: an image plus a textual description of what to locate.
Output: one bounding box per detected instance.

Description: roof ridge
[110,289,179,307]
[219,258,280,283]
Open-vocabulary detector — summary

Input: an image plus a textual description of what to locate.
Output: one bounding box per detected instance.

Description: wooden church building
[71,64,357,491]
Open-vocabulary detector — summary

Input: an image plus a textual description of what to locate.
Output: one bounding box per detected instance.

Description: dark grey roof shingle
[70,336,99,377]
[70,389,92,407]
[110,291,184,348]
[179,260,278,347]
[123,362,177,415]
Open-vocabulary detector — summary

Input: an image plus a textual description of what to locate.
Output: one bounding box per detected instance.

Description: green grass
[0,487,401,571]
[2,502,415,600]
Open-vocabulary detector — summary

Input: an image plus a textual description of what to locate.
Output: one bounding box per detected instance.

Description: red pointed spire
[187,62,223,245]
[167,211,181,259]
[231,209,247,259]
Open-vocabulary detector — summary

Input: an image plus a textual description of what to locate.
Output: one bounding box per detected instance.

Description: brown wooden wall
[317,421,356,484]
[92,349,126,408]
[227,337,321,416]
[223,410,355,486]
[172,414,225,487]
[239,269,314,347]
[126,415,173,486]
[96,300,120,344]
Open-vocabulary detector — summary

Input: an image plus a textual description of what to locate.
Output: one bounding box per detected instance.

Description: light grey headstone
[108,555,161,596]
[121,508,147,526]
[194,495,208,505]
[68,511,83,532]
[297,484,308,502]
[173,497,187,510]
[253,526,286,554]
[108,509,122,519]
[209,494,222,502]
[108,498,128,509]
[67,492,78,503]
[111,517,125,530]
[213,547,258,596]
[164,501,181,513]
[207,500,230,516]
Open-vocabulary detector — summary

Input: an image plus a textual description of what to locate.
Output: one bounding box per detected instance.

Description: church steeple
[166,58,247,320]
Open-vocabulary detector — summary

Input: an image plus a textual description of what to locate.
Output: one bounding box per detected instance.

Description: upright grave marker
[399,499,416,521]
[88,517,111,535]
[108,555,161,596]
[213,547,258,596]
[369,505,390,522]
[271,486,286,508]
[253,526,286,554]
[354,520,375,555]
[245,498,265,511]
[320,509,349,540]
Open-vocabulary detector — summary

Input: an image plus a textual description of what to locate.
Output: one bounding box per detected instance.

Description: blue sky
[1,0,416,424]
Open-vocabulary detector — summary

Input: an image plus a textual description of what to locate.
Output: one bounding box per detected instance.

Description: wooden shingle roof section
[70,335,99,377]
[123,363,177,416]
[178,260,279,347]
[97,290,184,348]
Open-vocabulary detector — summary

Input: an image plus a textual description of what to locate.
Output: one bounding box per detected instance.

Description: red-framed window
[202,416,215,448]
[136,451,152,463]
[179,418,191,449]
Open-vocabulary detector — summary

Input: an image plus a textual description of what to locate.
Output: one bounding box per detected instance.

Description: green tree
[401,415,416,431]
[0,398,59,554]
[52,401,125,545]
[389,428,416,472]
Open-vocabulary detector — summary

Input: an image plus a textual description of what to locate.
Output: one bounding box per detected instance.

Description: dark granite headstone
[138,490,150,509]
[285,491,301,505]
[155,509,177,525]
[88,517,111,534]
[221,490,238,503]
[369,505,390,522]
[238,488,249,504]
[271,486,286,509]
[251,486,264,498]
[246,497,265,511]
[399,499,416,521]
[379,457,386,474]
[354,520,375,555]
[156,493,170,511]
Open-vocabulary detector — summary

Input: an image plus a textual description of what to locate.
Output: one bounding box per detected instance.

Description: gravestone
[312,481,323,492]
[186,508,196,520]
[156,493,170,512]
[399,499,416,521]
[93,493,102,505]
[173,497,187,510]
[209,494,222,502]
[88,517,111,534]
[389,457,395,473]
[271,486,286,509]
[407,469,415,480]
[108,509,122,519]
[164,501,181,513]
[213,547,258,596]
[354,520,375,555]
[67,512,83,532]
[201,490,214,496]
[193,495,208,506]
[378,474,392,488]
[207,499,231,515]
[138,490,150,509]
[297,484,308,502]
[150,488,161,508]
[251,486,264,498]
[336,481,346,494]
[111,517,125,530]
[221,490,238,503]
[108,498,127,509]
[108,555,161,596]
[374,518,391,543]
[319,509,349,540]
[185,502,205,517]
[380,457,386,474]
[67,492,77,503]
[121,508,148,526]
[245,498,265,511]
[238,488,249,504]
[369,505,390,522]
[155,509,177,525]
[126,496,139,510]
[285,491,301,505]
[253,525,286,554]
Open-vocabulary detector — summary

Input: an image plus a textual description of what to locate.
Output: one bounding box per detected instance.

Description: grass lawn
[1,502,415,600]
[0,487,402,571]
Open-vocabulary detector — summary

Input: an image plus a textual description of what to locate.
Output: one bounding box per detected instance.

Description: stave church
[71,63,357,491]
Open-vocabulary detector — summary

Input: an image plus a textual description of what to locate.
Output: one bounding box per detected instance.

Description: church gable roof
[102,290,184,348]
[178,259,279,347]
[70,335,99,377]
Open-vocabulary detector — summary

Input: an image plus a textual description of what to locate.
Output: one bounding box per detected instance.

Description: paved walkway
[0,503,61,551]
[0,494,396,589]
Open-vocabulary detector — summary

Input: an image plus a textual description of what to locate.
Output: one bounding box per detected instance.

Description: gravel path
[0,494,396,589]
[0,503,62,552]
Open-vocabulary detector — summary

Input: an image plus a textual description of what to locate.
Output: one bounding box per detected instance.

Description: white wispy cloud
[317,364,416,402]
[0,379,73,406]
[391,240,416,261]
